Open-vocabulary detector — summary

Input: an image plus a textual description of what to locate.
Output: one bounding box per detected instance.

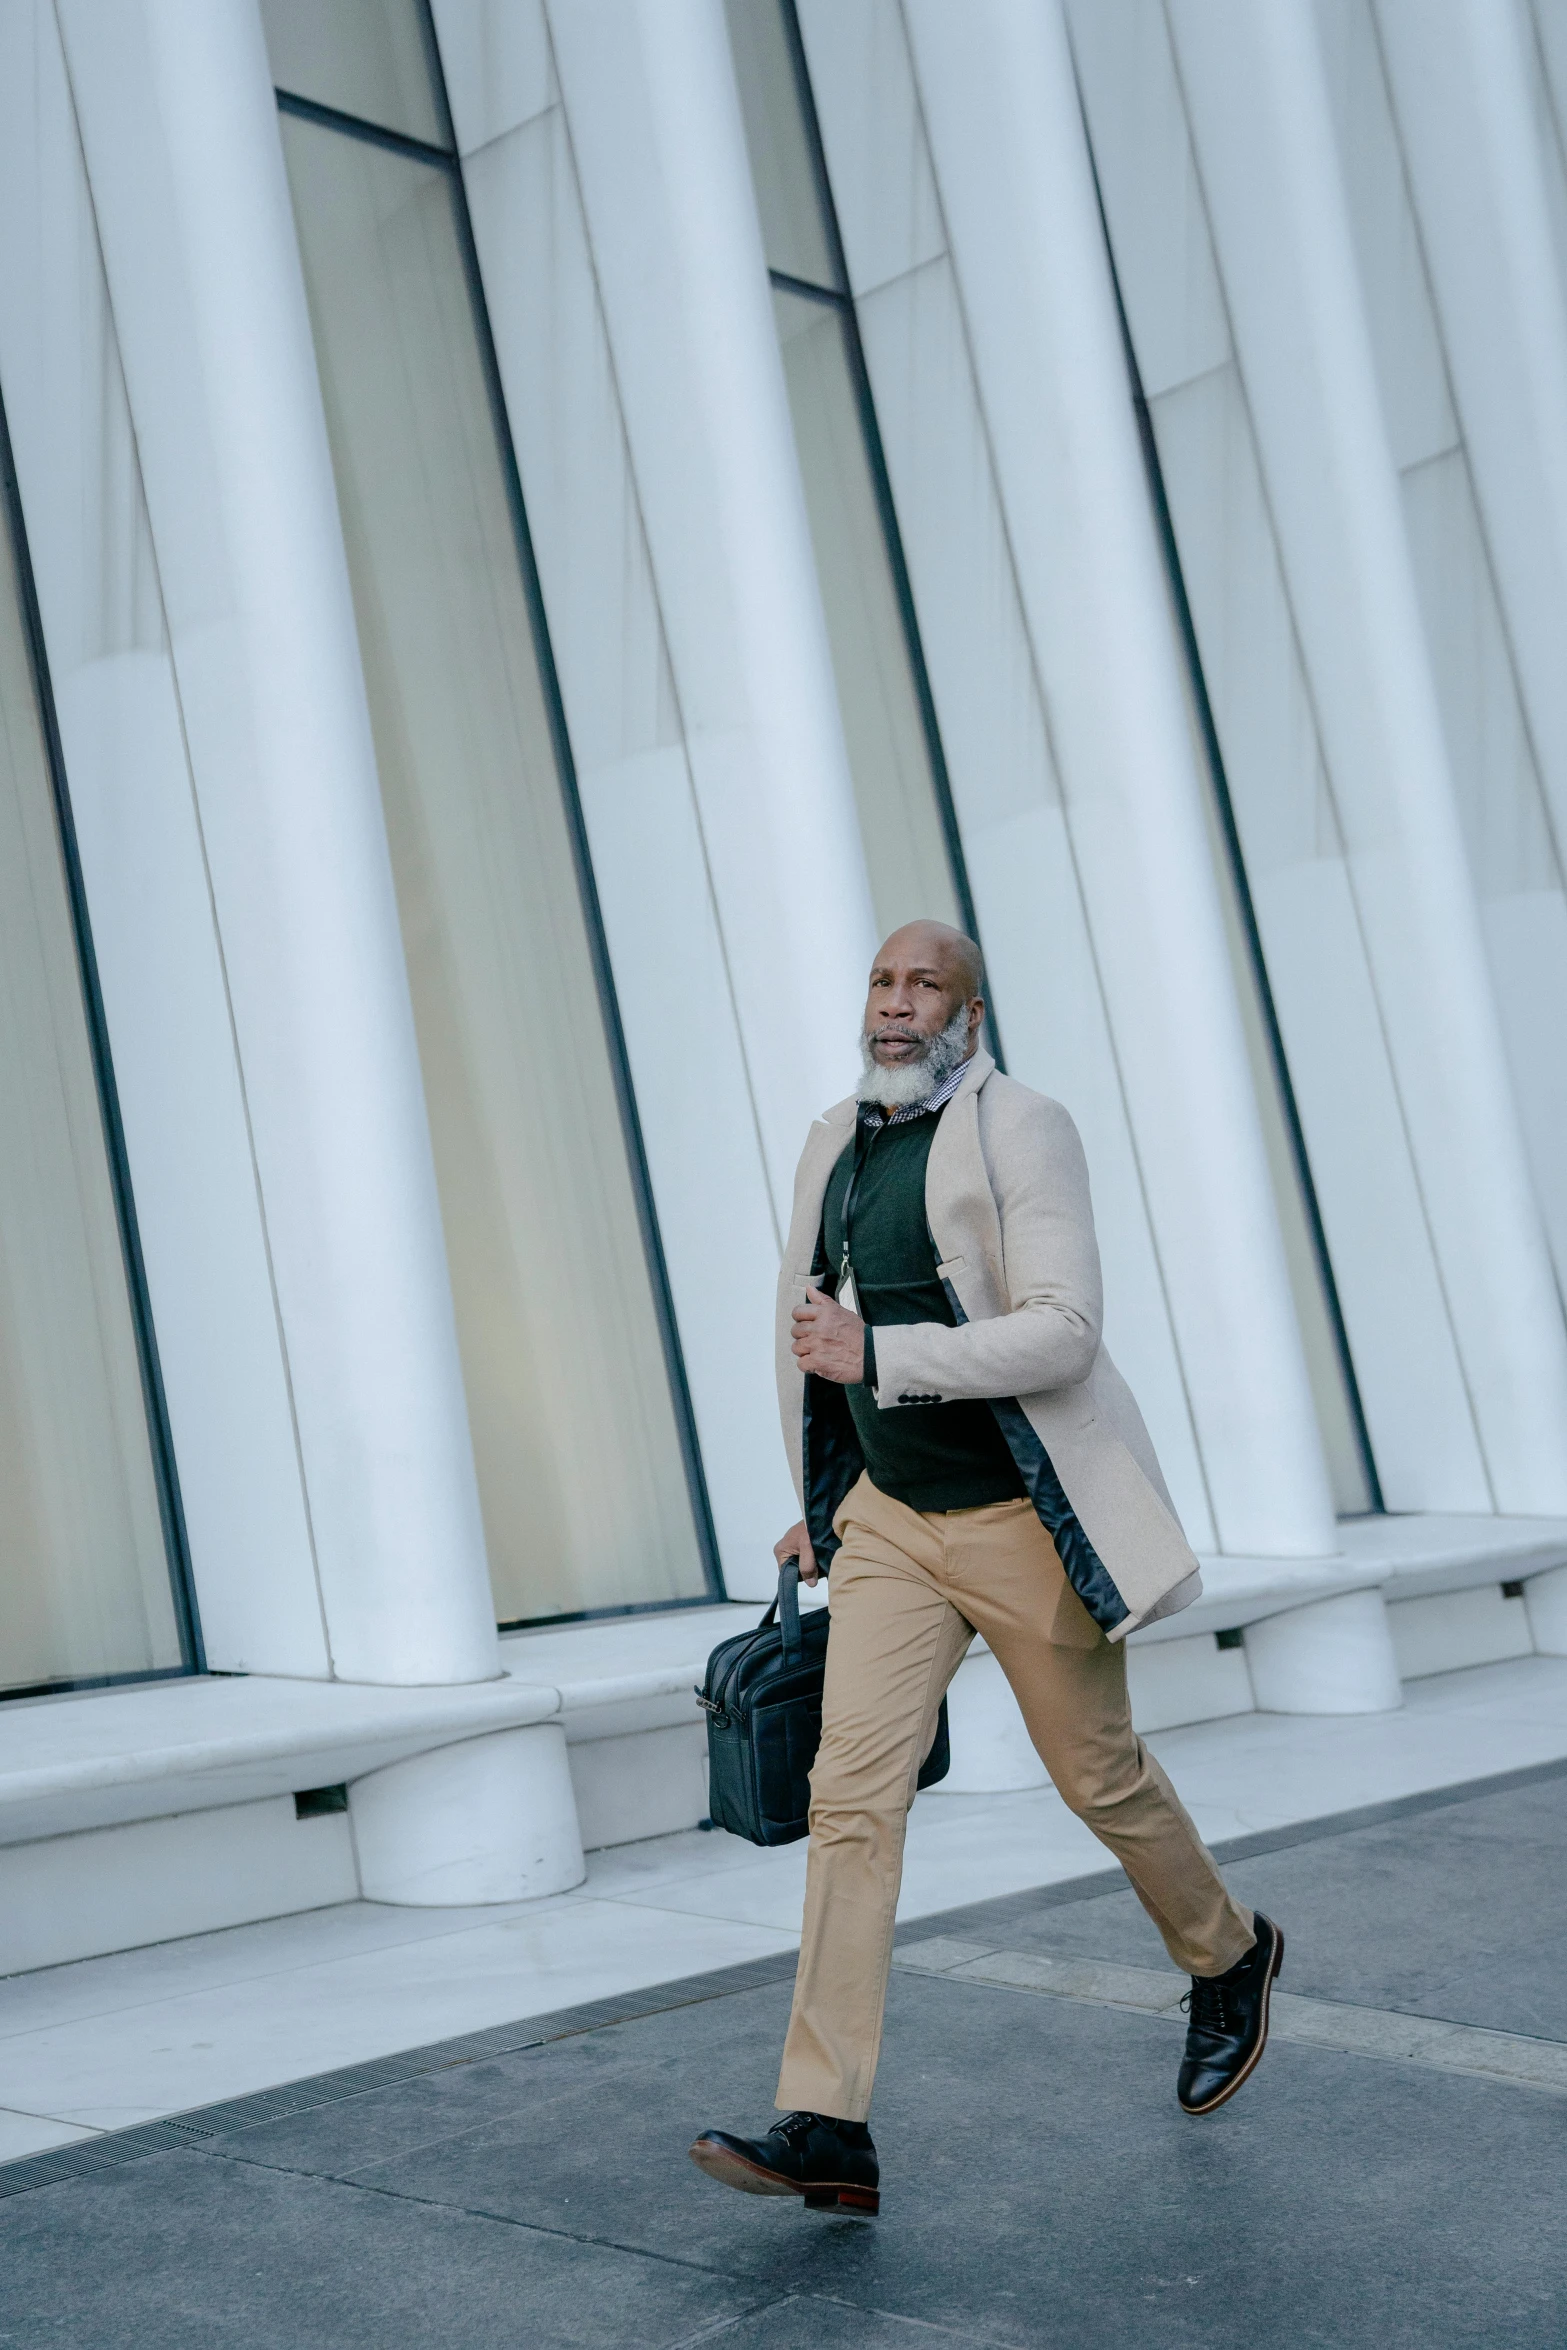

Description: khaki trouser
[776,1475,1254,2122]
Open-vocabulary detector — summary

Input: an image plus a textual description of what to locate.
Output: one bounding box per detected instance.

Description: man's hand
[791,1284,866,1386]
[774,1519,819,1587]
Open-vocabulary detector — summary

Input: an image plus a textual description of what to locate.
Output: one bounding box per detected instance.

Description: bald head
[878,921,983,1001]
[859,920,986,1107]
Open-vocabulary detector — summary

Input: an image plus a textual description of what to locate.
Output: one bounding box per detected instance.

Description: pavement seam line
[803,2285,1029,2347]
[657,2292,801,2348]
[194,2150,1021,2342]
[0,2103,105,2133]
[199,2144,770,2283]
[0,1965,804,2198]
[893,1939,1567,2093]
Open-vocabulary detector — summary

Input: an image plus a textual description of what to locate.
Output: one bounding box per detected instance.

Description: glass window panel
[725,0,837,287]
[0,489,179,1693]
[261,0,448,149]
[772,284,961,938]
[278,115,706,1621]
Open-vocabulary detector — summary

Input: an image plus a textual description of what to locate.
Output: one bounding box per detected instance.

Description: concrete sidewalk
[3,1757,1564,2348]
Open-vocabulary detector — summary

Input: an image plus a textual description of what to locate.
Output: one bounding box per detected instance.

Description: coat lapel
[784,1096,858,1278]
[923,1050,1007,1319]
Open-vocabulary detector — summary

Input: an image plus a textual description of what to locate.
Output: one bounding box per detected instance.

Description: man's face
[862,926,981,1066]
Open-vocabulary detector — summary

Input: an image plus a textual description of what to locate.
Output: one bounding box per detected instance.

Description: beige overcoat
[775,1048,1202,1641]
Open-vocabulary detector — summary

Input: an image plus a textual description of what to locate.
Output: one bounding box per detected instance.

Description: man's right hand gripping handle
[774,1520,819,1586]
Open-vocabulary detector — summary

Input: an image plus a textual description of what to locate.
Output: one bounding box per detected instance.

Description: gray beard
[857,1004,972,1109]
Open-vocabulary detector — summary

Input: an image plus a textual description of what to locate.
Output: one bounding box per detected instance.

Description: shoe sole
[1179,1920,1285,2117]
[688,2138,879,2214]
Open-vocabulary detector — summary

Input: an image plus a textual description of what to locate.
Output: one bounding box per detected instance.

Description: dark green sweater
[821,1109,1024,1513]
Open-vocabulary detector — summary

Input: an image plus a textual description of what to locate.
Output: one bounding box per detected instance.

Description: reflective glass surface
[262,0,449,148]
[280,116,707,1619]
[725,0,837,287]
[0,487,180,1692]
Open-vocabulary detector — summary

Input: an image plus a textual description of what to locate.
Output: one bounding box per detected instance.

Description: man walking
[691,922,1281,2214]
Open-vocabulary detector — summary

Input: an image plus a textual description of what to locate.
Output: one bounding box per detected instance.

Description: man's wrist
[861,1324,877,1389]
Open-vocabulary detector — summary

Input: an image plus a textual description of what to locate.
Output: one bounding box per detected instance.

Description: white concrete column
[350,1730,585,1903]
[1167,0,1567,1515]
[0,0,327,1676]
[56,0,500,1686]
[902,0,1336,1560]
[1245,1591,1403,1715]
[1375,0,1567,862]
[545,0,877,1218]
[1524,1563,1567,1654]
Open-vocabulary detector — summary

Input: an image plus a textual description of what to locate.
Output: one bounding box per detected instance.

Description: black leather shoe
[689,2111,879,2213]
[1178,1911,1284,2115]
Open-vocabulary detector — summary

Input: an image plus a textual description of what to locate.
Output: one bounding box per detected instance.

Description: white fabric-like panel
[1314,0,1567,1326]
[1169,0,1567,1514]
[1254,861,1491,1509]
[461,106,797,1594]
[0,0,327,1675]
[1401,447,1567,1278]
[1152,364,1487,1508]
[1401,449,1559,903]
[854,255,1214,1543]
[1062,0,1229,402]
[1531,0,1567,426]
[58,0,500,1684]
[462,113,679,779]
[903,0,1335,1558]
[1376,1,1567,917]
[771,284,961,938]
[572,746,797,1597]
[1483,888,1567,1284]
[430,0,554,153]
[1312,0,1460,470]
[794,0,945,296]
[547,0,877,1225]
[1071,4,1388,1512]
[857,264,1057,842]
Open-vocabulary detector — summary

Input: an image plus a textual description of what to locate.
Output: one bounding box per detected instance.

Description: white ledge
[501,1604,766,1740]
[0,1672,561,1847]
[1129,1512,1567,1645]
[1333,1512,1567,1600]
[6,1521,1564,1848]
[0,1606,762,1848]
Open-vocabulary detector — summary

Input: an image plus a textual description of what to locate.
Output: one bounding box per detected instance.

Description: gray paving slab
[3,1764,1566,2350]
[0,2145,754,2350]
[704,2295,982,2345]
[916,1767,1567,2038]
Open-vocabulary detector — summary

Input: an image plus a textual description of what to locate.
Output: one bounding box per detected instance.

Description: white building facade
[5,0,1567,1973]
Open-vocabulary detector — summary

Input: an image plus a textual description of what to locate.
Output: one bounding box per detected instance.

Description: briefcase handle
[765,1555,803,1666]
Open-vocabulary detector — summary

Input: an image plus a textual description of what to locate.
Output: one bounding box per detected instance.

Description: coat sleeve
[869,1095,1103,1406]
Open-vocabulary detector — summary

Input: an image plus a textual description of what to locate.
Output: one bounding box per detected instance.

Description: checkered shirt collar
[857,1054,972,1129]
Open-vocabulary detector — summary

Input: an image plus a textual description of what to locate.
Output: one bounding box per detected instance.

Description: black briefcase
[696,1559,951,1846]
